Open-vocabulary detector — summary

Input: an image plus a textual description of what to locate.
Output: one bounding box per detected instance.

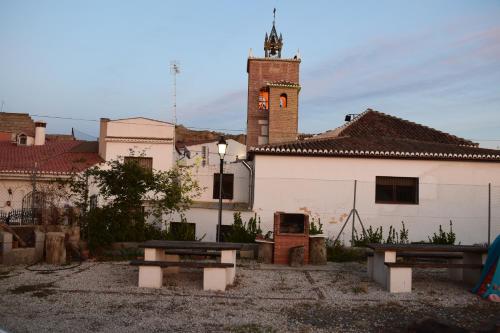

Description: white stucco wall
[252,155,500,245]
[180,139,246,166]
[99,117,175,171]
[191,161,250,203]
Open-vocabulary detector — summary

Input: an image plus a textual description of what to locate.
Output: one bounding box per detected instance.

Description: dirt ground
[0,261,498,332]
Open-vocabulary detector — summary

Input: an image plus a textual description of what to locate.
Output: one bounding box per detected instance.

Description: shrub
[352,226,383,247]
[326,239,366,262]
[309,217,323,235]
[352,221,410,246]
[225,212,262,243]
[428,220,456,245]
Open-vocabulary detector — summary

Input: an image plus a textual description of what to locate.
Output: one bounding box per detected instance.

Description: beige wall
[252,155,500,245]
[99,117,175,171]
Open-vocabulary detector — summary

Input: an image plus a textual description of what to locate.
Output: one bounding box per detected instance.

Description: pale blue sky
[1,1,499,147]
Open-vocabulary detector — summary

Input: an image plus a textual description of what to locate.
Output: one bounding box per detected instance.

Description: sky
[1,1,500,147]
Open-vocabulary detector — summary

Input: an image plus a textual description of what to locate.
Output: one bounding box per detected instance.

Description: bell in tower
[264,8,283,58]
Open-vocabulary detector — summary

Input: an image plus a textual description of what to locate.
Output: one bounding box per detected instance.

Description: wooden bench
[130,259,234,291]
[383,261,484,293]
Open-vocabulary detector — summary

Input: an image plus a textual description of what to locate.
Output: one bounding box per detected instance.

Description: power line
[24,113,500,141]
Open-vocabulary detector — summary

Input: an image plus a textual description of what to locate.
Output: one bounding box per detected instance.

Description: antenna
[170,61,181,125]
[1,100,5,113]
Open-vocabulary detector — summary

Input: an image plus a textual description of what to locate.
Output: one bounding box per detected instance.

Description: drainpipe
[241,160,254,210]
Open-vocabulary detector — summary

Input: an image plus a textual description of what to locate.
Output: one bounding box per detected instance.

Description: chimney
[34,121,46,146]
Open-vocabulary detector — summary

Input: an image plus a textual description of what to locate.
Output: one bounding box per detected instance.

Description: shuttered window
[124,156,153,172]
[375,176,419,204]
[213,173,234,200]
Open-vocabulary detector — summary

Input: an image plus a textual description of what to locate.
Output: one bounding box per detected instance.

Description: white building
[98,117,175,172]
[247,110,500,245]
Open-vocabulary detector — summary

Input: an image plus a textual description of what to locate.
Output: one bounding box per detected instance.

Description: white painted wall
[180,139,246,166]
[191,161,250,203]
[252,155,500,245]
[99,117,175,171]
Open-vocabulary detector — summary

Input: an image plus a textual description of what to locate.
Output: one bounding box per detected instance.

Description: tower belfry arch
[246,9,301,148]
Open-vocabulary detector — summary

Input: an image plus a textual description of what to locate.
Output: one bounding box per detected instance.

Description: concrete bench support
[387,266,412,293]
[203,267,228,291]
[463,252,487,285]
[221,249,237,285]
[138,266,163,289]
[139,248,164,288]
[373,251,396,289]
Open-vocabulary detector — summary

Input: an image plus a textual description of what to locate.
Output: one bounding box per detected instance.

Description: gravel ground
[0,260,498,333]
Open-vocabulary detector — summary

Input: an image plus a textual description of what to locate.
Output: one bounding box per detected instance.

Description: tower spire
[264,8,283,58]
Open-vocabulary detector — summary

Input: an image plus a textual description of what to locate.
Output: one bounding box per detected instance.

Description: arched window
[18,134,27,145]
[280,94,287,108]
[258,89,269,111]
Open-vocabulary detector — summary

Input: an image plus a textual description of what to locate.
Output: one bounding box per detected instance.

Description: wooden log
[289,246,305,267]
[309,236,327,265]
[257,242,274,264]
[45,232,66,265]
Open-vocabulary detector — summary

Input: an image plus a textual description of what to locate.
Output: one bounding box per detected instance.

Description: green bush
[352,221,410,246]
[309,217,323,235]
[352,226,383,247]
[326,239,366,262]
[225,212,262,243]
[428,220,456,245]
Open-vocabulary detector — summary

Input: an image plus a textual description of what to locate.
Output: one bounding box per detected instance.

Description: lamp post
[216,136,228,242]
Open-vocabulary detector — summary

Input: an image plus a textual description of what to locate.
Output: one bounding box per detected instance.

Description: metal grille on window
[201,146,209,167]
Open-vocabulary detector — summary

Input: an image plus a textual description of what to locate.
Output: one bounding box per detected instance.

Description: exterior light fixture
[216,136,228,242]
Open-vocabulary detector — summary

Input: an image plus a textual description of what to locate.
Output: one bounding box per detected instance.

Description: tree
[63,154,202,251]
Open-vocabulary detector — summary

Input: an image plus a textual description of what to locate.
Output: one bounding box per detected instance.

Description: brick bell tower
[246,10,301,148]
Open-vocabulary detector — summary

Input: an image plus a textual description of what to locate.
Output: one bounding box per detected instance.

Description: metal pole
[217,158,224,242]
[488,183,491,246]
[351,180,357,245]
[31,162,37,224]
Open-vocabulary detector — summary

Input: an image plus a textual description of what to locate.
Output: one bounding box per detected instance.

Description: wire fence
[252,178,499,246]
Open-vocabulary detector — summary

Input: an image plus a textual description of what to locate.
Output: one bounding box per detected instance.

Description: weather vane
[273,8,276,23]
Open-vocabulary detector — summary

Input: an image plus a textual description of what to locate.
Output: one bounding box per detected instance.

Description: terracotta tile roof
[266,80,300,88]
[0,112,35,137]
[313,109,476,146]
[249,109,500,162]
[0,140,103,174]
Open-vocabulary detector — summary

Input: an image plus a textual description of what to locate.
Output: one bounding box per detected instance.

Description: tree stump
[309,236,327,265]
[257,241,274,264]
[45,232,66,265]
[289,246,305,267]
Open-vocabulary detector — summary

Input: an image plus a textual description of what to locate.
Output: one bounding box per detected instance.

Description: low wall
[0,231,45,265]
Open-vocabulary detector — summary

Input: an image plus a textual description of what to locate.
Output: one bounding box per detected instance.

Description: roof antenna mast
[170,61,181,125]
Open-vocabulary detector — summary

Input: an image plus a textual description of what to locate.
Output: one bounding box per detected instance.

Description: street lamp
[216,136,228,242]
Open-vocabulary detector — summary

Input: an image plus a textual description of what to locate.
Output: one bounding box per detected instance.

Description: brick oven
[273,212,309,265]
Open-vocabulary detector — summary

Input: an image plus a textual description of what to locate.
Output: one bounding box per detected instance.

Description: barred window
[376,176,419,204]
[124,156,153,172]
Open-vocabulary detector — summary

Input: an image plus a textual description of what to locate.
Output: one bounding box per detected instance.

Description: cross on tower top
[264,8,283,58]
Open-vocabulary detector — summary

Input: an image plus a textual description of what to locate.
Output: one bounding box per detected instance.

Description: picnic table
[366,243,488,293]
[131,240,243,291]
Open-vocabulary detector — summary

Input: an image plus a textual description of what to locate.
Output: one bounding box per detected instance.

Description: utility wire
[28,113,500,141]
